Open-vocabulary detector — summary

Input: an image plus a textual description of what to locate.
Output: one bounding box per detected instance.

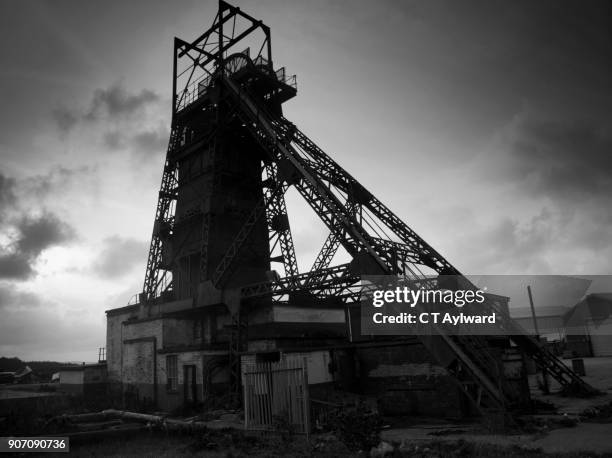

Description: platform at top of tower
[176,50,297,117]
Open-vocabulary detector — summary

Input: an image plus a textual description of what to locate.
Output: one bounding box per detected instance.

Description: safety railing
[176,52,297,112]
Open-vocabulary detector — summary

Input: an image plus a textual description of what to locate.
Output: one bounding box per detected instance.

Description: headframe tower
[134,0,595,416]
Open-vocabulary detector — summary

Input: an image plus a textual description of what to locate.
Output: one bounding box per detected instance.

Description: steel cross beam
[309,200,359,274]
[263,163,299,278]
[180,1,271,60]
[223,78,398,277]
[143,129,180,301]
[219,80,527,413]
[240,263,359,301]
[174,0,272,99]
[275,117,459,274]
[272,118,598,398]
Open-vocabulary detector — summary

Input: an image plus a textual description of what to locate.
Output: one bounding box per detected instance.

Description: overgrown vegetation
[394,439,606,458]
[0,356,79,381]
[328,403,384,452]
[580,400,612,423]
[61,432,610,458]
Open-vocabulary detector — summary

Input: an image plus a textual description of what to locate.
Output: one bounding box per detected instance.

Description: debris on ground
[580,400,612,422]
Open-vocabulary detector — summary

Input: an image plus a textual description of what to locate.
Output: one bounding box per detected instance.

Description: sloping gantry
[140,1,596,415]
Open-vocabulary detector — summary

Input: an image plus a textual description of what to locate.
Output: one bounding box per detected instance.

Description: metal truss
[263,163,299,278]
[275,117,457,275]
[218,69,596,415]
[309,200,359,274]
[142,130,180,301]
[241,263,360,303]
[172,0,274,117]
[226,79,398,277]
[141,0,595,413]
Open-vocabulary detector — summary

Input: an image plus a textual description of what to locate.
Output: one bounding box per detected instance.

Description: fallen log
[47,423,147,444]
[101,409,210,430]
[64,411,114,422]
[75,419,123,431]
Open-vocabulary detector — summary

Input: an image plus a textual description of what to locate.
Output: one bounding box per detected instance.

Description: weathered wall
[162,319,192,348]
[106,308,136,382]
[284,351,334,385]
[357,344,464,418]
[157,350,229,412]
[272,306,345,323]
[59,370,84,395]
[241,350,334,386]
[106,306,234,412]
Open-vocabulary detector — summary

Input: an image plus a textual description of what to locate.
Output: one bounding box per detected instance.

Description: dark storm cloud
[0,254,33,280]
[0,212,76,280]
[0,167,95,246]
[0,284,42,310]
[51,82,168,163]
[85,84,159,120]
[509,117,612,202]
[0,172,17,220]
[17,213,75,256]
[131,126,169,156]
[452,208,566,274]
[52,82,161,134]
[490,211,553,261]
[101,124,168,152]
[51,108,78,135]
[24,165,94,198]
[103,131,124,150]
[93,235,148,279]
[465,110,612,272]
[100,125,168,156]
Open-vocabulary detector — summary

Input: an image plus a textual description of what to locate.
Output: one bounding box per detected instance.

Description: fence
[243,358,310,434]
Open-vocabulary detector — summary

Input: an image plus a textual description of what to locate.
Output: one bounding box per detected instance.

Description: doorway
[183,365,197,405]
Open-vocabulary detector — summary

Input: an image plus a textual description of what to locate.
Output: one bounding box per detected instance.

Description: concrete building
[511,305,569,342]
[58,363,107,398]
[565,293,612,357]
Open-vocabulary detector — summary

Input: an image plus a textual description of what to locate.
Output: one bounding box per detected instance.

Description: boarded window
[166,355,178,391]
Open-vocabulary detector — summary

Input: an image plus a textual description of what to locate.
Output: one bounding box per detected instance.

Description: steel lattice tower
[140,0,596,416]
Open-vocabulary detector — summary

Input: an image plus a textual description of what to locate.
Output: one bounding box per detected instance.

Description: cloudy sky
[0,0,610,361]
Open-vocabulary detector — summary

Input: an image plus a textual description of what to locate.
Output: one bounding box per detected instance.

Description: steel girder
[225,79,399,277]
[142,130,180,301]
[308,200,359,274]
[274,117,458,275]
[263,163,299,278]
[241,263,360,302]
[219,72,597,415]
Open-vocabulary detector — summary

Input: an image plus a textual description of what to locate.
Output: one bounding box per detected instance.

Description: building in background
[564,293,612,357]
